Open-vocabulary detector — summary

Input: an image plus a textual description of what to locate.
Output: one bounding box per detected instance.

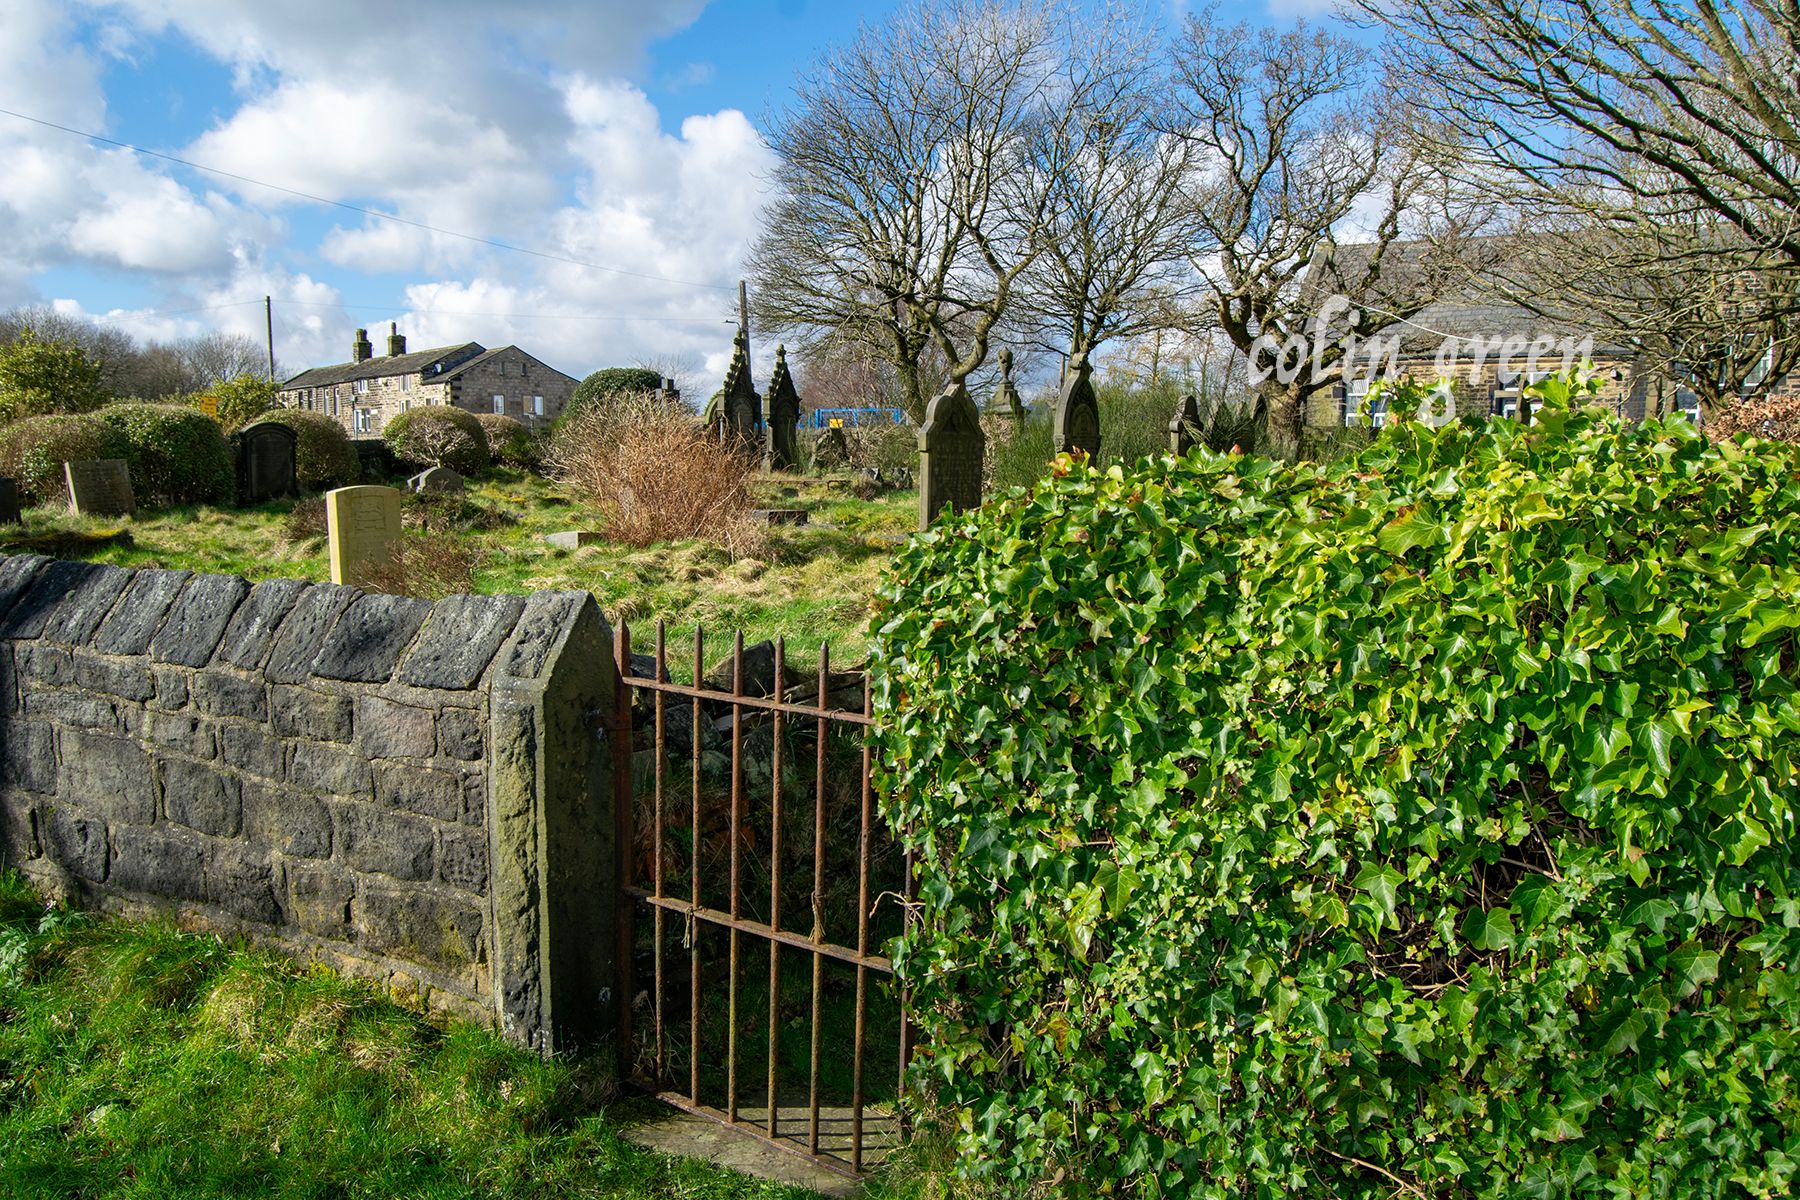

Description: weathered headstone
[64,459,134,517]
[719,328,762,451]
[1052,351,1100,460]
[764,344,802,472]
[917,383,986,530]
[235,421,299,503]
[543,530,604,550]
[409,465,465,494]
[1168,393,1202,456]
[813,425,849,470]
[986,347,1025,421]
[0,476,19,525]
[325,485,403,590]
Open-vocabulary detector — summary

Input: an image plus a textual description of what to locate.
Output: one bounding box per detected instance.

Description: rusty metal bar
[610,674,873,726]
[653,620,667,1082]
[808,642,828,1155]
[689,626,703,1107]
[613,620,636,1082]
[623,889,893,974]
[727,631,743,1125]
[766,637,786,1139]
[853,672,872,1172]
[645,1090,871,1183]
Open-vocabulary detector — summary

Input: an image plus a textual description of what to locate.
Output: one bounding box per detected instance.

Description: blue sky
[0,0,1325,392]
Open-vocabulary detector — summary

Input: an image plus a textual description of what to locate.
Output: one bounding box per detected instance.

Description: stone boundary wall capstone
[0,553,616,1054]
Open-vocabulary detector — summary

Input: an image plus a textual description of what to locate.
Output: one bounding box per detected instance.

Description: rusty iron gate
[607,620,914,1179]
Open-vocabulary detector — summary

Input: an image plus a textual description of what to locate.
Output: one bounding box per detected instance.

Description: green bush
[557,367,665,435]
[383,406,490,476]
[254,409,361,491]
[872,372,1800,1196]
[0,413,131,504]
[195,374,277,433]
[95,403,234,506]
[476,413,540,470]
[0,328,110,424]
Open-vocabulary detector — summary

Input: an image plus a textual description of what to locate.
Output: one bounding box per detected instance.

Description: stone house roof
[282,343,486,390]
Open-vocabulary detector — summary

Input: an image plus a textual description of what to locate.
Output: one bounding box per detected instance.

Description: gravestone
[719,328,762,451]
[1052,351,1100,460]
[64,459,135,517]
[1168,393,1202,456]
[917,383,986,530]
[325,485,403,590]
[764,344,802,472]
[986,347,1025,421]
[409,465,465,494]
[0,476,18,525]
[235,421,299,503]
[813,425,849,470]
[543,530,603,549]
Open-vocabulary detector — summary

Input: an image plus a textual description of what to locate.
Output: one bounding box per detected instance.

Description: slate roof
[281,343,487,390]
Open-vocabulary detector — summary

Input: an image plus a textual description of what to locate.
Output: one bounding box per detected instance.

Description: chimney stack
[387,322,407,357]
[352,327,373,363]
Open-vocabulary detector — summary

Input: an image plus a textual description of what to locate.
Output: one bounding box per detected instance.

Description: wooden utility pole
[265,296,276,381]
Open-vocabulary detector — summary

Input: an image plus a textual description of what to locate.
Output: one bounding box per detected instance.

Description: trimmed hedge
[0,413,131,504]
[254,409,361,491]
[871,374,1800,1196]
[383,406,490,476]
[96,403,234,506]
[476,413,540,470]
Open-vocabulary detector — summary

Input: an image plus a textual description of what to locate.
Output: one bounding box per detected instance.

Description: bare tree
[1363,2,1800,268]
[1007,6,1201,362]
[750,0,1074,422]
[1168,16,1482,454]
[180,331,270,388]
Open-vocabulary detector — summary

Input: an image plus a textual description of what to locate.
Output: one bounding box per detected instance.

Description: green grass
[0,471,916,660]
[0,870,830,1200]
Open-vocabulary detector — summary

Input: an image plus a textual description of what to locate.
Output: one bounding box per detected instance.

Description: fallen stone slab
[543,530,605,550]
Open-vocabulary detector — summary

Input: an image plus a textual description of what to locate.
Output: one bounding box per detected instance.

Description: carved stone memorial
[326,484,403,590]
[764,344,802,472]
[719,328,762,452]
[64,459,135,517]
[0,476,18,525]
[1052,351,1100,461]
[235,421,299,503]
[1168,393,1202,456]
[986,347,1025,421]
[917,382,986,530]
[813,425,849,470]
[409,465,465,494]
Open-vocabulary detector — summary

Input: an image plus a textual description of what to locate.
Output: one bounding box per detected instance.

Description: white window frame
[532,394,544,416]
[1675,388,1701,424]
[493,394,506,415]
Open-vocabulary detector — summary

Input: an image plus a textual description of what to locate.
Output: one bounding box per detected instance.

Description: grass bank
[0,871,821,1199]
[0,471,913,660]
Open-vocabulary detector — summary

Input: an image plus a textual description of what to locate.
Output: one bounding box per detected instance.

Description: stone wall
[445,349,573,431]
[0,554,616,1053]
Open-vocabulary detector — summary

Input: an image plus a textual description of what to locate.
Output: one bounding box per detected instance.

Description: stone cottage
[279,325,578,437]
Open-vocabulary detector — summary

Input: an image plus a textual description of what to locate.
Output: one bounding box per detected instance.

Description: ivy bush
[383,406,490,476]
[0,413,131,504]
[254,409,360,491]
[476,413,541,470]
[97,403,234,506]
[871,374,1800,1197]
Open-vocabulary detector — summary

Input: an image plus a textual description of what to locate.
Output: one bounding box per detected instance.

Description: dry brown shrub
[359,533,477,599]
[1709,392,1800,443]
[546,390,758,549]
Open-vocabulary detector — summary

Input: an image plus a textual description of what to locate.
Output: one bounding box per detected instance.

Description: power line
[0,105,739,293]
[277,298,735,324]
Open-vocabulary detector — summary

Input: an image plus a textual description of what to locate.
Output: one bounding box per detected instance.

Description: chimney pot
[387,323,407,357]
[352,328,373,363]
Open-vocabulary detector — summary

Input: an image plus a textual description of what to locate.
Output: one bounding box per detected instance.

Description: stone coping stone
[217,578,310,671]
[38,563,133,647]
[311,593,433,684]
[264,584,360,684]
[0,558,101,640]
[152,574,251,667]
[0,554,50,625]
[495,591,588,681]
[93,570,192,657]
[396,593,527,691]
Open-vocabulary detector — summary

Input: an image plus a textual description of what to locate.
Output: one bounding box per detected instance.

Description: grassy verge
[0,871,824,1200]
[0,471,913,660]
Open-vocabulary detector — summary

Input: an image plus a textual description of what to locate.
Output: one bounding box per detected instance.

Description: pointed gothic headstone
[1168,393,1202,456]
[1052,351,1100,460]
[986,347,1025,421]
[764,345,802,472]
[719,329,762,452]
[918,382,986,530]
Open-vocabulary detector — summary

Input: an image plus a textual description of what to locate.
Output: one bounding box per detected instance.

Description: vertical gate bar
[766,635,785,1139]
[689,626,704,1106]
[852,673,872,1172]
[653,620,667,1082]
[614,620,635,1082]
[727,631,744,1124]
[889,665,914,1129]
[808,643,828,1156]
